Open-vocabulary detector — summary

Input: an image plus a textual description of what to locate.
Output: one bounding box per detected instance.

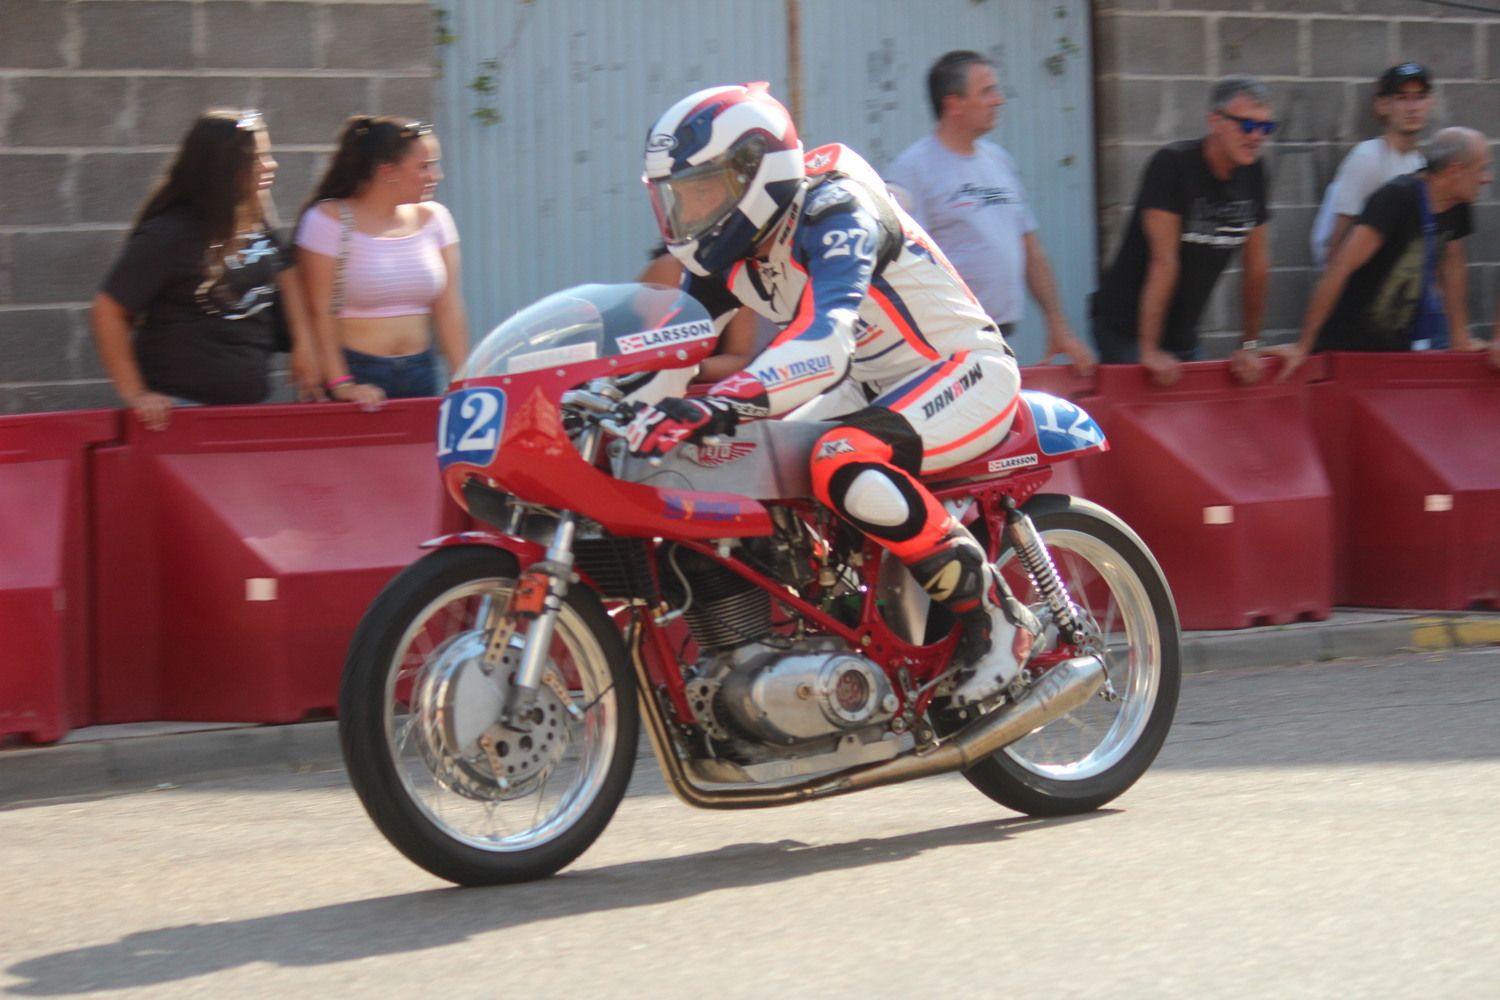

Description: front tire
[339,545,638,885]
[933,494,1181,816]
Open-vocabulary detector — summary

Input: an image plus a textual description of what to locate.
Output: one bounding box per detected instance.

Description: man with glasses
[1311,63,1434,269]
[1092,76,1274,386]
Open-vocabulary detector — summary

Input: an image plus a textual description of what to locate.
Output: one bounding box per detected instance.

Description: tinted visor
[645,134,766,245]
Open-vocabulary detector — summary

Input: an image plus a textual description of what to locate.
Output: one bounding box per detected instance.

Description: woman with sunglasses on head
[296,117,469,405]
[92,110,319,431]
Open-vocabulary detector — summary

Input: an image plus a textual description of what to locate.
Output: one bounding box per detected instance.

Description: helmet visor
[647,160,748,246]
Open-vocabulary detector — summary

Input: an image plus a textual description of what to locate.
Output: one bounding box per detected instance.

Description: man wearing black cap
[1310,63,1433,268]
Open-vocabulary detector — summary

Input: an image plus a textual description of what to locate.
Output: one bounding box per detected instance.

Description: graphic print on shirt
[199,231,279,320]
[1368,240,1424,335]
[1181,197,1259,248]
[945,182,1023,211]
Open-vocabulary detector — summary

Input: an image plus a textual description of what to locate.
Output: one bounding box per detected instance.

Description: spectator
[884,50,1094,374]
[91,110,318,431]
[296,117,469,405]
[1310,63,1434,269]
[638,244,768,381]
[1277,127,1492,380]
[1092,75,1274,387]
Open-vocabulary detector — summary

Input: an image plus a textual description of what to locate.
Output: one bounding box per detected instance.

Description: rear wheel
[932,494,1180,816]
[339,545,638,885]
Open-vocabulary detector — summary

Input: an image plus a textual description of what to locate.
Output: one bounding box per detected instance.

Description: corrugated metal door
[437,0,1093,365]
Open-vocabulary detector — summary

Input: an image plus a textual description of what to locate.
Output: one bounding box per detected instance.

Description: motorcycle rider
[626,83,1039,705]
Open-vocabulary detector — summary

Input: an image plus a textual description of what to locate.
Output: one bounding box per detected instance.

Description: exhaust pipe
[635,617,1108,809]
[807,654,1108,797]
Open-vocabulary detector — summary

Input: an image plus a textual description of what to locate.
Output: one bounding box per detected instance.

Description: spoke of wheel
[392,714,418,755]
[529,762,555,831]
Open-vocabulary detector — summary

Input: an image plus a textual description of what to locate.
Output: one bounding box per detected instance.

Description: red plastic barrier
[1086,360,1334,629]
[0,410,120,742]
[1309,352,1500,610]
[91,400,467,724]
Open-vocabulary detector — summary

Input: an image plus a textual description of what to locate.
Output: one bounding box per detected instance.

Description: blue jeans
[344,347,439,399]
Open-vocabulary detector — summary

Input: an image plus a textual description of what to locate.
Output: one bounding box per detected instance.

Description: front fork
[490,426,599,727]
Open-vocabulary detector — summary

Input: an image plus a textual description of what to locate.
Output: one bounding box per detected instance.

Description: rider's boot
[906,526,1041,706]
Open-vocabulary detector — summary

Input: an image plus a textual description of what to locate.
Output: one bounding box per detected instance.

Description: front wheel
[933,494,1181,816]
[339,545,638,885]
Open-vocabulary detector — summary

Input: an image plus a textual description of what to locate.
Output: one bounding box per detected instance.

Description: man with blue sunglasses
[1092,76,1274,387]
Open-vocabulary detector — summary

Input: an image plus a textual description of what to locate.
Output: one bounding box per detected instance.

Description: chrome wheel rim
[382,580,619,852]
[998,529,1160,780]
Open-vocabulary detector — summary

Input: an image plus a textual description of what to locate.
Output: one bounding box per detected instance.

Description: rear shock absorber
[1001,497,1082,646]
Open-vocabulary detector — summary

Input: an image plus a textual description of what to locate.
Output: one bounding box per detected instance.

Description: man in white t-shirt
[1310,63,1434,268]
[884,50,1094,373]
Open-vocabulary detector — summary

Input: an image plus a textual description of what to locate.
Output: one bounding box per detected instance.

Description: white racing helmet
[643,83,805,276]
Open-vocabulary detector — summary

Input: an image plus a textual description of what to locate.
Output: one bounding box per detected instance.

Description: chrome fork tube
[501,425,598,725]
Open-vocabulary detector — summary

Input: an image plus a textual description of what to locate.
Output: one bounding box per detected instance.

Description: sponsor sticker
[754,353,833,388]
[506,342,599,373]
[988,453,1039,473]
[616,319,716,355]
[663,494,744,521]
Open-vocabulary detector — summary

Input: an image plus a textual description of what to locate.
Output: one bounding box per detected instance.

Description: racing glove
[625,395,740,459]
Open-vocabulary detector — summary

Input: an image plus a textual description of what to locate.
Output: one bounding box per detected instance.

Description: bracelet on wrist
[325,375,356,392]
[1239,339,1262,352]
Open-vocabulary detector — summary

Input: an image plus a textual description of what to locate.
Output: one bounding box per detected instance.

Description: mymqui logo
[617,320,715,354]
[920,362,984,419]
[755,354,832,385]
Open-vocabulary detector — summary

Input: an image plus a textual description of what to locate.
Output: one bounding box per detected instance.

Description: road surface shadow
[5,810,1108,994]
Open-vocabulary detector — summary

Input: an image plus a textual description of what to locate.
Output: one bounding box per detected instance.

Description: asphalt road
[2,648,1497,999]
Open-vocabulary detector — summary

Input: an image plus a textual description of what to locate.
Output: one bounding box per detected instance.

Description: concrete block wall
[1094,0,1500,358]
[0,0,434,414]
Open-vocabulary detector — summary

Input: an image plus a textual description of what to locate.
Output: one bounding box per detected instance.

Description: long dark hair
[136,110,264,271]
[298,115,430,221]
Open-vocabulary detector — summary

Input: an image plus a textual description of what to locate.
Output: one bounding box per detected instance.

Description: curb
[4,610,1496,810]
[1179,611,1500,673]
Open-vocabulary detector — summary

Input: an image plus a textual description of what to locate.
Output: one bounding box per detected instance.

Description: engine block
[716,639,899,745]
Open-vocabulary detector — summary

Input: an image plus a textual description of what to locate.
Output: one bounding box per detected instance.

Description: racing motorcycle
[338,283,1181,886]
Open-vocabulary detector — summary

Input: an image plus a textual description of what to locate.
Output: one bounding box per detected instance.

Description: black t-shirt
[102,207,286,405]
[1316,173,1472,352]
[1094,139,1270,354]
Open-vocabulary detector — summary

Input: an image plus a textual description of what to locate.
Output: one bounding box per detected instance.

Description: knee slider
[842,467,913,527]
[826,462,928,543]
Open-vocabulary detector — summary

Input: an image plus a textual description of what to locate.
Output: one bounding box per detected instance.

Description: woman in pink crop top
[296,116,470,403]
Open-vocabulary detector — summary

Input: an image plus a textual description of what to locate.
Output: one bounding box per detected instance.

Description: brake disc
[411,631,573,801]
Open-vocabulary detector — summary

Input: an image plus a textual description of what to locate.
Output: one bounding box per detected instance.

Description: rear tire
[339,545,638,885]
[932,495,1180,816]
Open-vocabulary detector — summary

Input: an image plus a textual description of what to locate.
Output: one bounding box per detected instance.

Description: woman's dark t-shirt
[1094,139,1270,355]
[1316,173,1472,352]
[102,207,285,404]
